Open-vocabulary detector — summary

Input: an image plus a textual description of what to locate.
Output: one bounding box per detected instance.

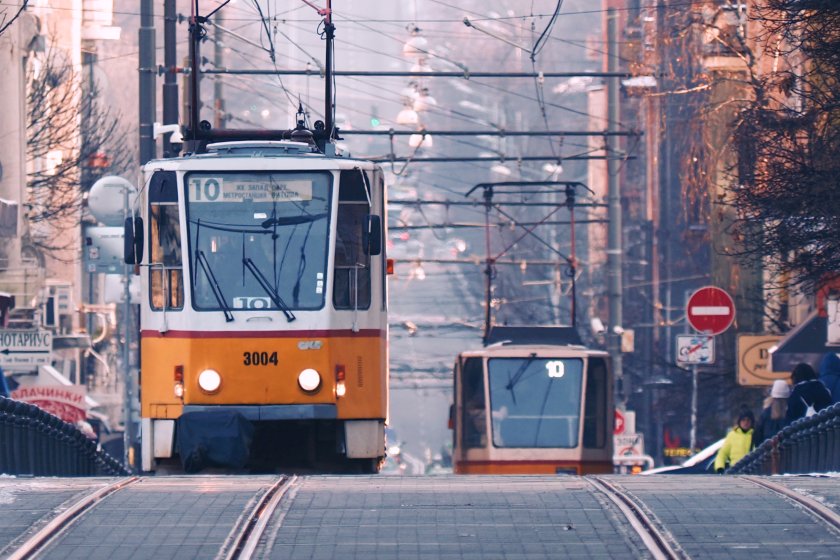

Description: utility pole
[139,0,156,164]
[606,8,624,401]
[162,0,179,157]
[213,8,225,129]
[133,0,156,470]
[323,0,334,139]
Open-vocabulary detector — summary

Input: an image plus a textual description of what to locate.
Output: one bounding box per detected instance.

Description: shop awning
[770,311,840,371]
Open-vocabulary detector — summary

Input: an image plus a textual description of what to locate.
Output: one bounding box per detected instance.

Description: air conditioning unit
[42,281,73,331]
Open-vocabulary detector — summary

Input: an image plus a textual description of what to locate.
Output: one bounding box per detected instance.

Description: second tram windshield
[185,171,333,313]
[486,357,583,448]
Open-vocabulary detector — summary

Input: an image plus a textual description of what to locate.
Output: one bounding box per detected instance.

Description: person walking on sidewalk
[714,409,755,473]
[754,380,789,445]
[818,352,840,405]
[785,362,832,425]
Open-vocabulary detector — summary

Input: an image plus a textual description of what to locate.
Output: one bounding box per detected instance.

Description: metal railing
[0,397,128,476]
[728,402,840,475]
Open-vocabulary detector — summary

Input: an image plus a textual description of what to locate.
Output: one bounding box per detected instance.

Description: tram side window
[149,171,184,310]
[333,171,371,310]
[583,358,608,449]
[461,357,486,449]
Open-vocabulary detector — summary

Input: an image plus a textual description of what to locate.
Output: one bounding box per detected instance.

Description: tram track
[220,475,296,560]
[740,476,840,534]
[7,477,140,560]
[587,476,686,560]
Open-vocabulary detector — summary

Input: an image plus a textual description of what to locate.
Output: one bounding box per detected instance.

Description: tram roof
[485,326,584,347]
[456,326,607,359]
[145,141,381,169]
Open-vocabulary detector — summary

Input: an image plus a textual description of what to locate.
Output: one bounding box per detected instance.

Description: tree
[722,1,840,293]
[0,0,30,37]
[25,43,132,256]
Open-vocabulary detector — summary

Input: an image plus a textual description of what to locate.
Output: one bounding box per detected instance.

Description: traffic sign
[614,409,625,435]
[686,286,735,335]
[0,330,53,370]
[613,433,645,457]
[676,335,715,364]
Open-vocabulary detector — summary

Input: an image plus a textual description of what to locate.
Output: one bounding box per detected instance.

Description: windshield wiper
[196,250,234,322]
[261,212,327,229]
[505,353,537,405]
[242,257,296,322]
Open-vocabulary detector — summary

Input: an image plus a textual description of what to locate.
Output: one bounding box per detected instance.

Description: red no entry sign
[686,286,735,335]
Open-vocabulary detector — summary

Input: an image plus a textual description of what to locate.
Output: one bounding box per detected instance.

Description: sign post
[676,335,715,364]
[0,330,53,370]
[686,286,735,335]
[684,286,734,456]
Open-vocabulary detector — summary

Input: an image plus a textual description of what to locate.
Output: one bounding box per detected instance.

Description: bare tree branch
[0,0,30,37]
[25,41,132,258]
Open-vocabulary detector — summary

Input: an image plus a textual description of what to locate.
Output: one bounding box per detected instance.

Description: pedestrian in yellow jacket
[714,409,755,473]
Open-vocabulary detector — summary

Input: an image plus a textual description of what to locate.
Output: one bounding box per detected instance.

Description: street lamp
[542,162,563,176]
[402,27,428,59]
[408,133,433,149]
[413,88,437,112]
[397,105,420,126]
[491,163,511,176]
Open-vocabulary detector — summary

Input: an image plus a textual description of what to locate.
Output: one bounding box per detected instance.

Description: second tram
[450,327,613,475]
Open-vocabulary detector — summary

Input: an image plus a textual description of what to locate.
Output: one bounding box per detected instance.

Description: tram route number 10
[243,351,279,366]
[190,178,222,201]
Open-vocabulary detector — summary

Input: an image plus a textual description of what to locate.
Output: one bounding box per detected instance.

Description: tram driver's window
[461,357,486,449]
[333,171,371,310]
[583,358,608,448]
[149,171,184,310]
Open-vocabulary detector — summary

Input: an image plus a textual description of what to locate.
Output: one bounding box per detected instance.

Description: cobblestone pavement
[0,477,107,558]
[1,474,840,559]
[761,475,840,515]
[606,475,840,560]
[258,476,652,559]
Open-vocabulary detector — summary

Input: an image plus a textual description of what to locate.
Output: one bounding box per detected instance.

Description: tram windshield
[487,357,583,448]
[185,171,332,313]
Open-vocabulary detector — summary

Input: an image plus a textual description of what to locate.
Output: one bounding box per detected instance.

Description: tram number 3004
[243,351,279,366]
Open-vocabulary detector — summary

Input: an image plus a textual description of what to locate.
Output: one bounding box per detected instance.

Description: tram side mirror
[124,216,144,264]
[363,215,382,256]
[448,404,455,430]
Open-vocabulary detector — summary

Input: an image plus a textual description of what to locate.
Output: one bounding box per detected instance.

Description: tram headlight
[197,369,222,394]
[335,364,346,398]
[298,368,322,392]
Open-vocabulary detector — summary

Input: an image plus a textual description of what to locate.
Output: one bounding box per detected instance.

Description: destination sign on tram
[188,177,313,203]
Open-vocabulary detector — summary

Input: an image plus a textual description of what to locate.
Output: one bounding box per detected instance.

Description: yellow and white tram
[450,327,613,475]
[126,140,388,473]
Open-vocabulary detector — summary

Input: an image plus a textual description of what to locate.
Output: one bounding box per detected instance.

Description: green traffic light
[371,117,381,127]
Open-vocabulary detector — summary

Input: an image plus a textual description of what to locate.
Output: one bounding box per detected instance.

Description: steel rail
[8,477,140,560]
[587,477,684,560]
[741,476,840,533]
[223,475,296,560]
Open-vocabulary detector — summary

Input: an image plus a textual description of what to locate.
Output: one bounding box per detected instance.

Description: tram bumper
[182,404,338,420]
[172,405,338,472]
[176,410,254,473]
